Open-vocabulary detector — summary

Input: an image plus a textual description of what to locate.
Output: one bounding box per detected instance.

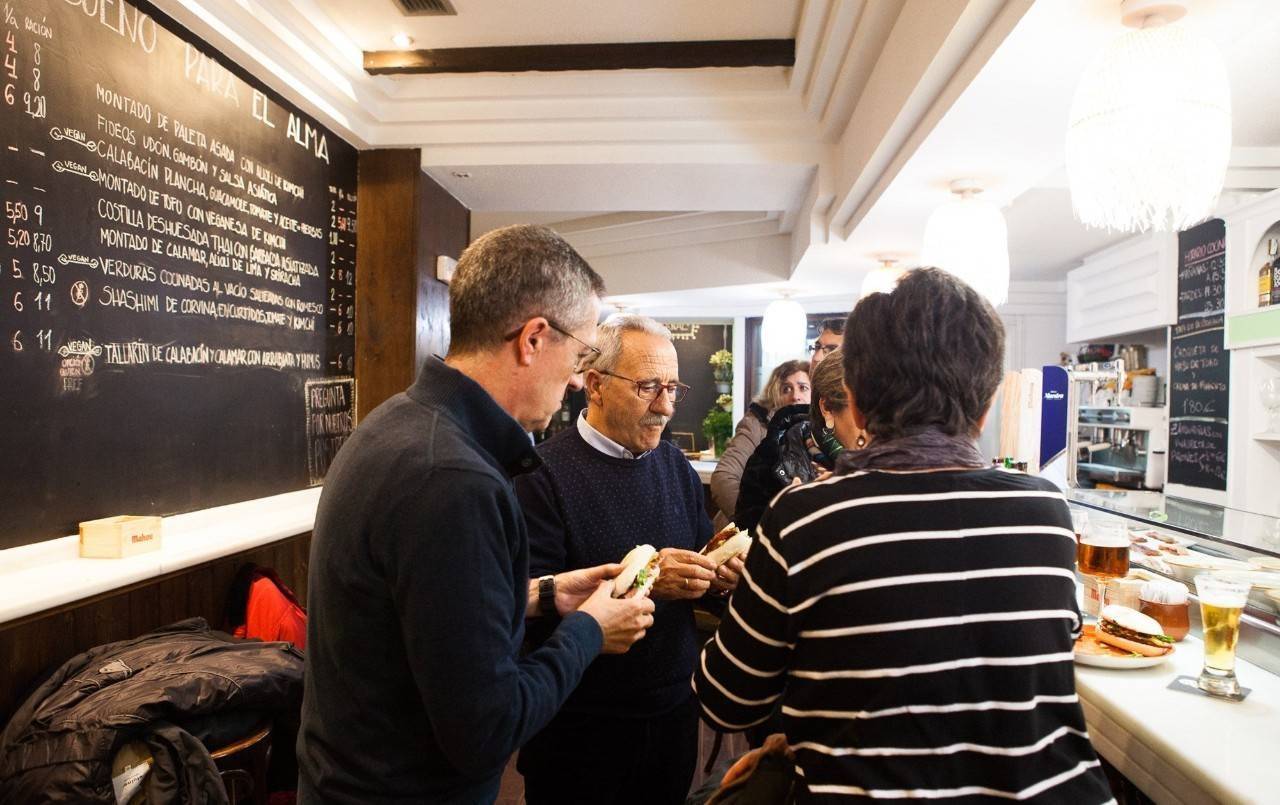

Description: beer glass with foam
[1079,519,1129,607]
[1194,574,1252,698]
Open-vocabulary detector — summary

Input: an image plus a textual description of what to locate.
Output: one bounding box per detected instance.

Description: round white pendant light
[760,293,807,370]
[860,258,905,299]
[1065,0,1231,233]
[920,179,1010,307]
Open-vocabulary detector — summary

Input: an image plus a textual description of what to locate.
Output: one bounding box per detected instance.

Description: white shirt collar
[577,410,649,459]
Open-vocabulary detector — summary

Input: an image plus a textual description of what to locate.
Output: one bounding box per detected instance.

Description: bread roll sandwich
[1096,605,1174,657]
[702,523,752,567]
[613,544,661,599]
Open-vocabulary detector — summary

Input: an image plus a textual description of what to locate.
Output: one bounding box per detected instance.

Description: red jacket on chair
[231,569,308,650]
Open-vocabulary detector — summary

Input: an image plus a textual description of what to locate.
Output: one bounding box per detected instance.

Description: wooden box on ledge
[78,515,163,559]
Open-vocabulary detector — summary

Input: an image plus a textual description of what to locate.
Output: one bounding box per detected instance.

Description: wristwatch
[537,574,557,618]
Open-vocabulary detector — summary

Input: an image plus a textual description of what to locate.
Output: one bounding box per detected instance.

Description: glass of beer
[1070,509,1089,566]
[1194,574,1252,698]
[1078,520,1129,607]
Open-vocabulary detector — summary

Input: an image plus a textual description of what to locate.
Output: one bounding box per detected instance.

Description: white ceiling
[313,0,802,51]
[826,0,1280,290]
[159,0,1280,316]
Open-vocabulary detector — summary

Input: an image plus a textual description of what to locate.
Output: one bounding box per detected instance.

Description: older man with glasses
[513,314,742,804]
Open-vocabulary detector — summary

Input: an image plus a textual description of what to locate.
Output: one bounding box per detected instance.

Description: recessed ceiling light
[450,171,471,179]
[391,32,414,49]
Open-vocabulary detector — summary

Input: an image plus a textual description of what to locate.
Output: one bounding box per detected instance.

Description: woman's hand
[720,733,793,787]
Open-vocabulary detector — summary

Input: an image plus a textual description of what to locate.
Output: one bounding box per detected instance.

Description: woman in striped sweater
[694,268,1114,803]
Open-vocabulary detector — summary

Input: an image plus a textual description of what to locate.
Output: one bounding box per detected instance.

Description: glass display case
[1066,488,1280,675]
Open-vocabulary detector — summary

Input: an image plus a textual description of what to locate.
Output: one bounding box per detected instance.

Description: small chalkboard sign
[1169,323,1229,419]
[1168,219,1228,492]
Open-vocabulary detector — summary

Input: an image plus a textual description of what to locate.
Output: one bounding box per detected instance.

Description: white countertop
[690,459,717,483]
[0,488,320,625]
[1076,630,1280,804]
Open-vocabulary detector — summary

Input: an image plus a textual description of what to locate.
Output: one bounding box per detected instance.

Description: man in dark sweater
[514,315,747,804]
[298,226,655,804]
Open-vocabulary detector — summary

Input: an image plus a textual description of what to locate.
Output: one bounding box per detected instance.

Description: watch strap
[537,574,557,617]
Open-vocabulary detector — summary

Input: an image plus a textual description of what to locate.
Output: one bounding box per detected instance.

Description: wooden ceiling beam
[363,39,795,75]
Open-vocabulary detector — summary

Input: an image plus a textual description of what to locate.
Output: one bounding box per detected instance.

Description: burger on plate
[613,544,661,599]
[701,523,752,567]
[1096,605,1174,657]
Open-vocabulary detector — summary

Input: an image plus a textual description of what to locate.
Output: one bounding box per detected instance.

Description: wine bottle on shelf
[1270,239,1280,307]
[1260,239,1274,308]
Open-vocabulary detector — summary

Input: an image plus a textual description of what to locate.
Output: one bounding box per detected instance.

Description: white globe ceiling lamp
[920,179,1010,307]
[1065,0,1231,233]
[860,257,905,299]
[760,292,807,369]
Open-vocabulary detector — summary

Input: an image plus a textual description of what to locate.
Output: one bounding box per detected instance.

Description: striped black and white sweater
[693,467,1115,803]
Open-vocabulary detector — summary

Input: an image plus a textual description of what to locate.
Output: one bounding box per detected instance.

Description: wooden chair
[211,723,273,805]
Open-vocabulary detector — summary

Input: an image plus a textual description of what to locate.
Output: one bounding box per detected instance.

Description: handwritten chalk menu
[1168,219,1228,491]
[0,0,356,550]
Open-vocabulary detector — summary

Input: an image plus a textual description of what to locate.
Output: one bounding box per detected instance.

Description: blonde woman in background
[709,359,810,529]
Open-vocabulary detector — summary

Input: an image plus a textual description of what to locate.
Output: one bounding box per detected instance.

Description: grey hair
[448,224,605,355]
[590,314,672,374]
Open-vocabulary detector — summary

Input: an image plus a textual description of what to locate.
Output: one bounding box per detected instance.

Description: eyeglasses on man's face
[503,317,601,374]
[595,369,690,403]
[807,341,839,356]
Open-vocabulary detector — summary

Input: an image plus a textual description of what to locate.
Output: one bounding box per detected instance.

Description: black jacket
[297,356,603,804]
[0,618,304,804]
[733,404,812,533]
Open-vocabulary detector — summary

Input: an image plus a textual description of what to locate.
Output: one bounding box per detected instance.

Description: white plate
[1073,649,1174,669]
[1073,624,1175,669]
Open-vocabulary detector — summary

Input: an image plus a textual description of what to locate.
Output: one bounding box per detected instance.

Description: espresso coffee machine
[1067,360,1167,490]
[1075,405,1168,489]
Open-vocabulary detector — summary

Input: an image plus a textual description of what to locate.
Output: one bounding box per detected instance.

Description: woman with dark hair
[710,359,811,529]
[695,269,1113,803]
[733,351,865,533]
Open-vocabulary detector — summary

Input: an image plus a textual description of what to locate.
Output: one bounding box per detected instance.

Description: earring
[824,416,835,430]
[856,433,867,448]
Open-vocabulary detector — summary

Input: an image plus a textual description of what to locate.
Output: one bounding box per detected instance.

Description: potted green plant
[702,405,733,457]
[709,349,733,394]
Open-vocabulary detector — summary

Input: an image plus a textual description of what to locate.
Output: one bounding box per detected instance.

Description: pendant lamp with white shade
[920,179,1010,307]
[860,257,905,299]
[760,292,807,371]
[1066,0,1231,233]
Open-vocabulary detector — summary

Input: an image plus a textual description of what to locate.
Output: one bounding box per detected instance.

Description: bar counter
[1076,630,1279,804]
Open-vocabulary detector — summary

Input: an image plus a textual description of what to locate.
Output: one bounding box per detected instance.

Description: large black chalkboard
[1168,219,1227,491]
[0,0,356,549]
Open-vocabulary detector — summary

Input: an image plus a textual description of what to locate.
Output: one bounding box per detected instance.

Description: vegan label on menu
[0,0,356,550]
[1168,219,1228,491]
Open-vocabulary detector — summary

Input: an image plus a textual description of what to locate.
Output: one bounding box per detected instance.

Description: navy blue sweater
[298,359,603,804]
[516,426,713,717]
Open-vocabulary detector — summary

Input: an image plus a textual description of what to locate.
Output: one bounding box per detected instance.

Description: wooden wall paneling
[356,150,423,421]
[414,173,468,366]
[364,40,796,75]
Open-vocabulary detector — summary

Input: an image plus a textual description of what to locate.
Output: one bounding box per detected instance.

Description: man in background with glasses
[514,314,744,804]
[809,316,845,373]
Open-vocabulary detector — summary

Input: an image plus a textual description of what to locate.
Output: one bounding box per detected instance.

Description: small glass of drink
[1079,519,1129,607]
[1194,574,1253,698]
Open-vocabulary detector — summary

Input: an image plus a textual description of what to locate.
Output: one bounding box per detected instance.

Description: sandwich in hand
[1096,605,1174,657]
[701,523,752,567]
[613,544,661,599]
